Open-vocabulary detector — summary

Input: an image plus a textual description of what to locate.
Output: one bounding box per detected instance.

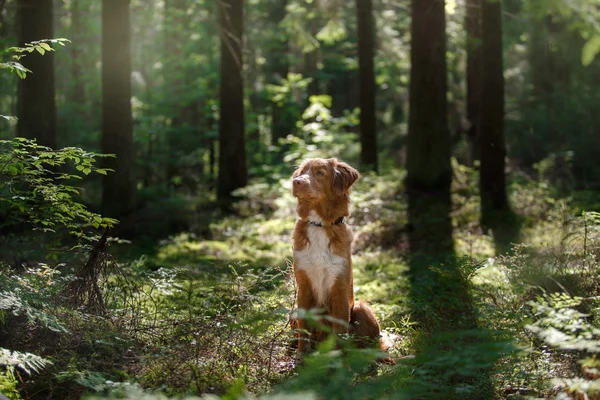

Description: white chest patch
[294,224,347,307]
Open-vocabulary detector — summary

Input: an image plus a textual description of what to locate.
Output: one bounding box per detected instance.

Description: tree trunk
[465,0,482,165]
[217,0,247,203]
[406,0,453,255]
[69,0,87,107]
[305,2,320,98]
[101,0,133,217]
[16,0,57,149]
[163,0,188,185]
[479,0,508,226]
[0,0,8,39]
[356,0,377,172]
[245,32,260,146]
[268,0,291,145]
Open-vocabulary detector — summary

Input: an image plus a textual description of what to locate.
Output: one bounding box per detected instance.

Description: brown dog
[291,158,388,355]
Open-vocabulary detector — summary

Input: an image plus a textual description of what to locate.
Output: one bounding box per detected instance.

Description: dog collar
[307,216,346,227]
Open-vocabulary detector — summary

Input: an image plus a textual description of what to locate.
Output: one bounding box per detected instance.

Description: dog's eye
[316,170,324,176]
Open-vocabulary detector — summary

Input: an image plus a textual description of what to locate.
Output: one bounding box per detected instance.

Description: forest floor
[3,164,600,399]
[103,165,599,399]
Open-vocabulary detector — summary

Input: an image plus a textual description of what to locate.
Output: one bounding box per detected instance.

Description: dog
[290,157,389,357]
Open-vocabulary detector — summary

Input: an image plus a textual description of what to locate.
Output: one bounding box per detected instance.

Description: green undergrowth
[3,160,600,399]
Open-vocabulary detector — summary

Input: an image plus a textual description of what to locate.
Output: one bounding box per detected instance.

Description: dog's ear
[333,160,360,195]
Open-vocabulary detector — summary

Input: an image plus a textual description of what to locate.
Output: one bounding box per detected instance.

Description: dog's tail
[351,300,396,364]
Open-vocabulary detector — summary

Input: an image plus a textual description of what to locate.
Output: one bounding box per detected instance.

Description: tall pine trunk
[356,0,377,172]
[406,0,452,255]
[101,0,134,217]
[70,0,86,106]
[305,1,320,98]
[465,0,482,165]
[479,0,508,226]
[16,0,56,149]
[268,0,291,146]
[163,0,188,184]
[217,0,247,203]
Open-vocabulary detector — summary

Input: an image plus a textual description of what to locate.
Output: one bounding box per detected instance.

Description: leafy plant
[281,95,360,165]
[0,348,51,375]
[526,293,600,399]
[0,138,116,235]
[2,38,70,79]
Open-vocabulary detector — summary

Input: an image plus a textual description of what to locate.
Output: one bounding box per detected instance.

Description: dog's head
[291,158,359,205]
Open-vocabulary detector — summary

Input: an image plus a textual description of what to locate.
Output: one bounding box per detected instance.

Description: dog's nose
[293,176,309,186]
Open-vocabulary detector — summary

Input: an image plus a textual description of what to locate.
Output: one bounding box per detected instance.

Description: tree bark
[406,0,453,255]
[465,0,482,164]
[16,0,57,149]
[479,0,508,225]
[217,0,247,203]
[356,0,377,172]
[69,0,87,107]
[101,0,134,217]
[305,1,320,98]
[0,0,8,39]
[163,0,188,184]
[268,0,292,145]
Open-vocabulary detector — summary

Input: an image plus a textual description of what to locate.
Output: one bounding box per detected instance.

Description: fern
[0,268,69,333]
[0,348,51,375]
[527,293,600,398]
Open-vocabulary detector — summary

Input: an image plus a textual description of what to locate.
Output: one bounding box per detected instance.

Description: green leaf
[316,18,347,45]
[39,42,52,52]
[35,47,45,56]
[582,36,600,66]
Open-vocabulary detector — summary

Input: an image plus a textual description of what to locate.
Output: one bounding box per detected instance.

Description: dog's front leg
[295,270,316,353]
[330,280,352,335]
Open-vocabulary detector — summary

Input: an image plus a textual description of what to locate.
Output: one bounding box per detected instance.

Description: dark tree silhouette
[69,0,87,106]
[101,0,134,217]
[268,0,292,146]
[406,0,453,254]
[163,0,193,184]
[0,0,8,39]
[305,1,320,98]
[16,0,56,149]
[356,0,378,172]
[217,0,247,203]
[480,0,508,226]
[466,0,482,164]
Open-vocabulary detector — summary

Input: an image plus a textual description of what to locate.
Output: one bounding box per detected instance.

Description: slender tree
[479,0,508,225]
[268,0,291,145]
[101,0,134,217]
[69,0,90,108]
[406,0,453,254]
[16,0,56,149]
[356,0,377,172]
[305,1,320,98]
[0,0,8,39]
[217,0,247,202]
[163,0,190,184]
[465,0,482,164]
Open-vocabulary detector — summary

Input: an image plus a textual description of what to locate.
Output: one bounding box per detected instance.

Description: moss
[0,368,21,400]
